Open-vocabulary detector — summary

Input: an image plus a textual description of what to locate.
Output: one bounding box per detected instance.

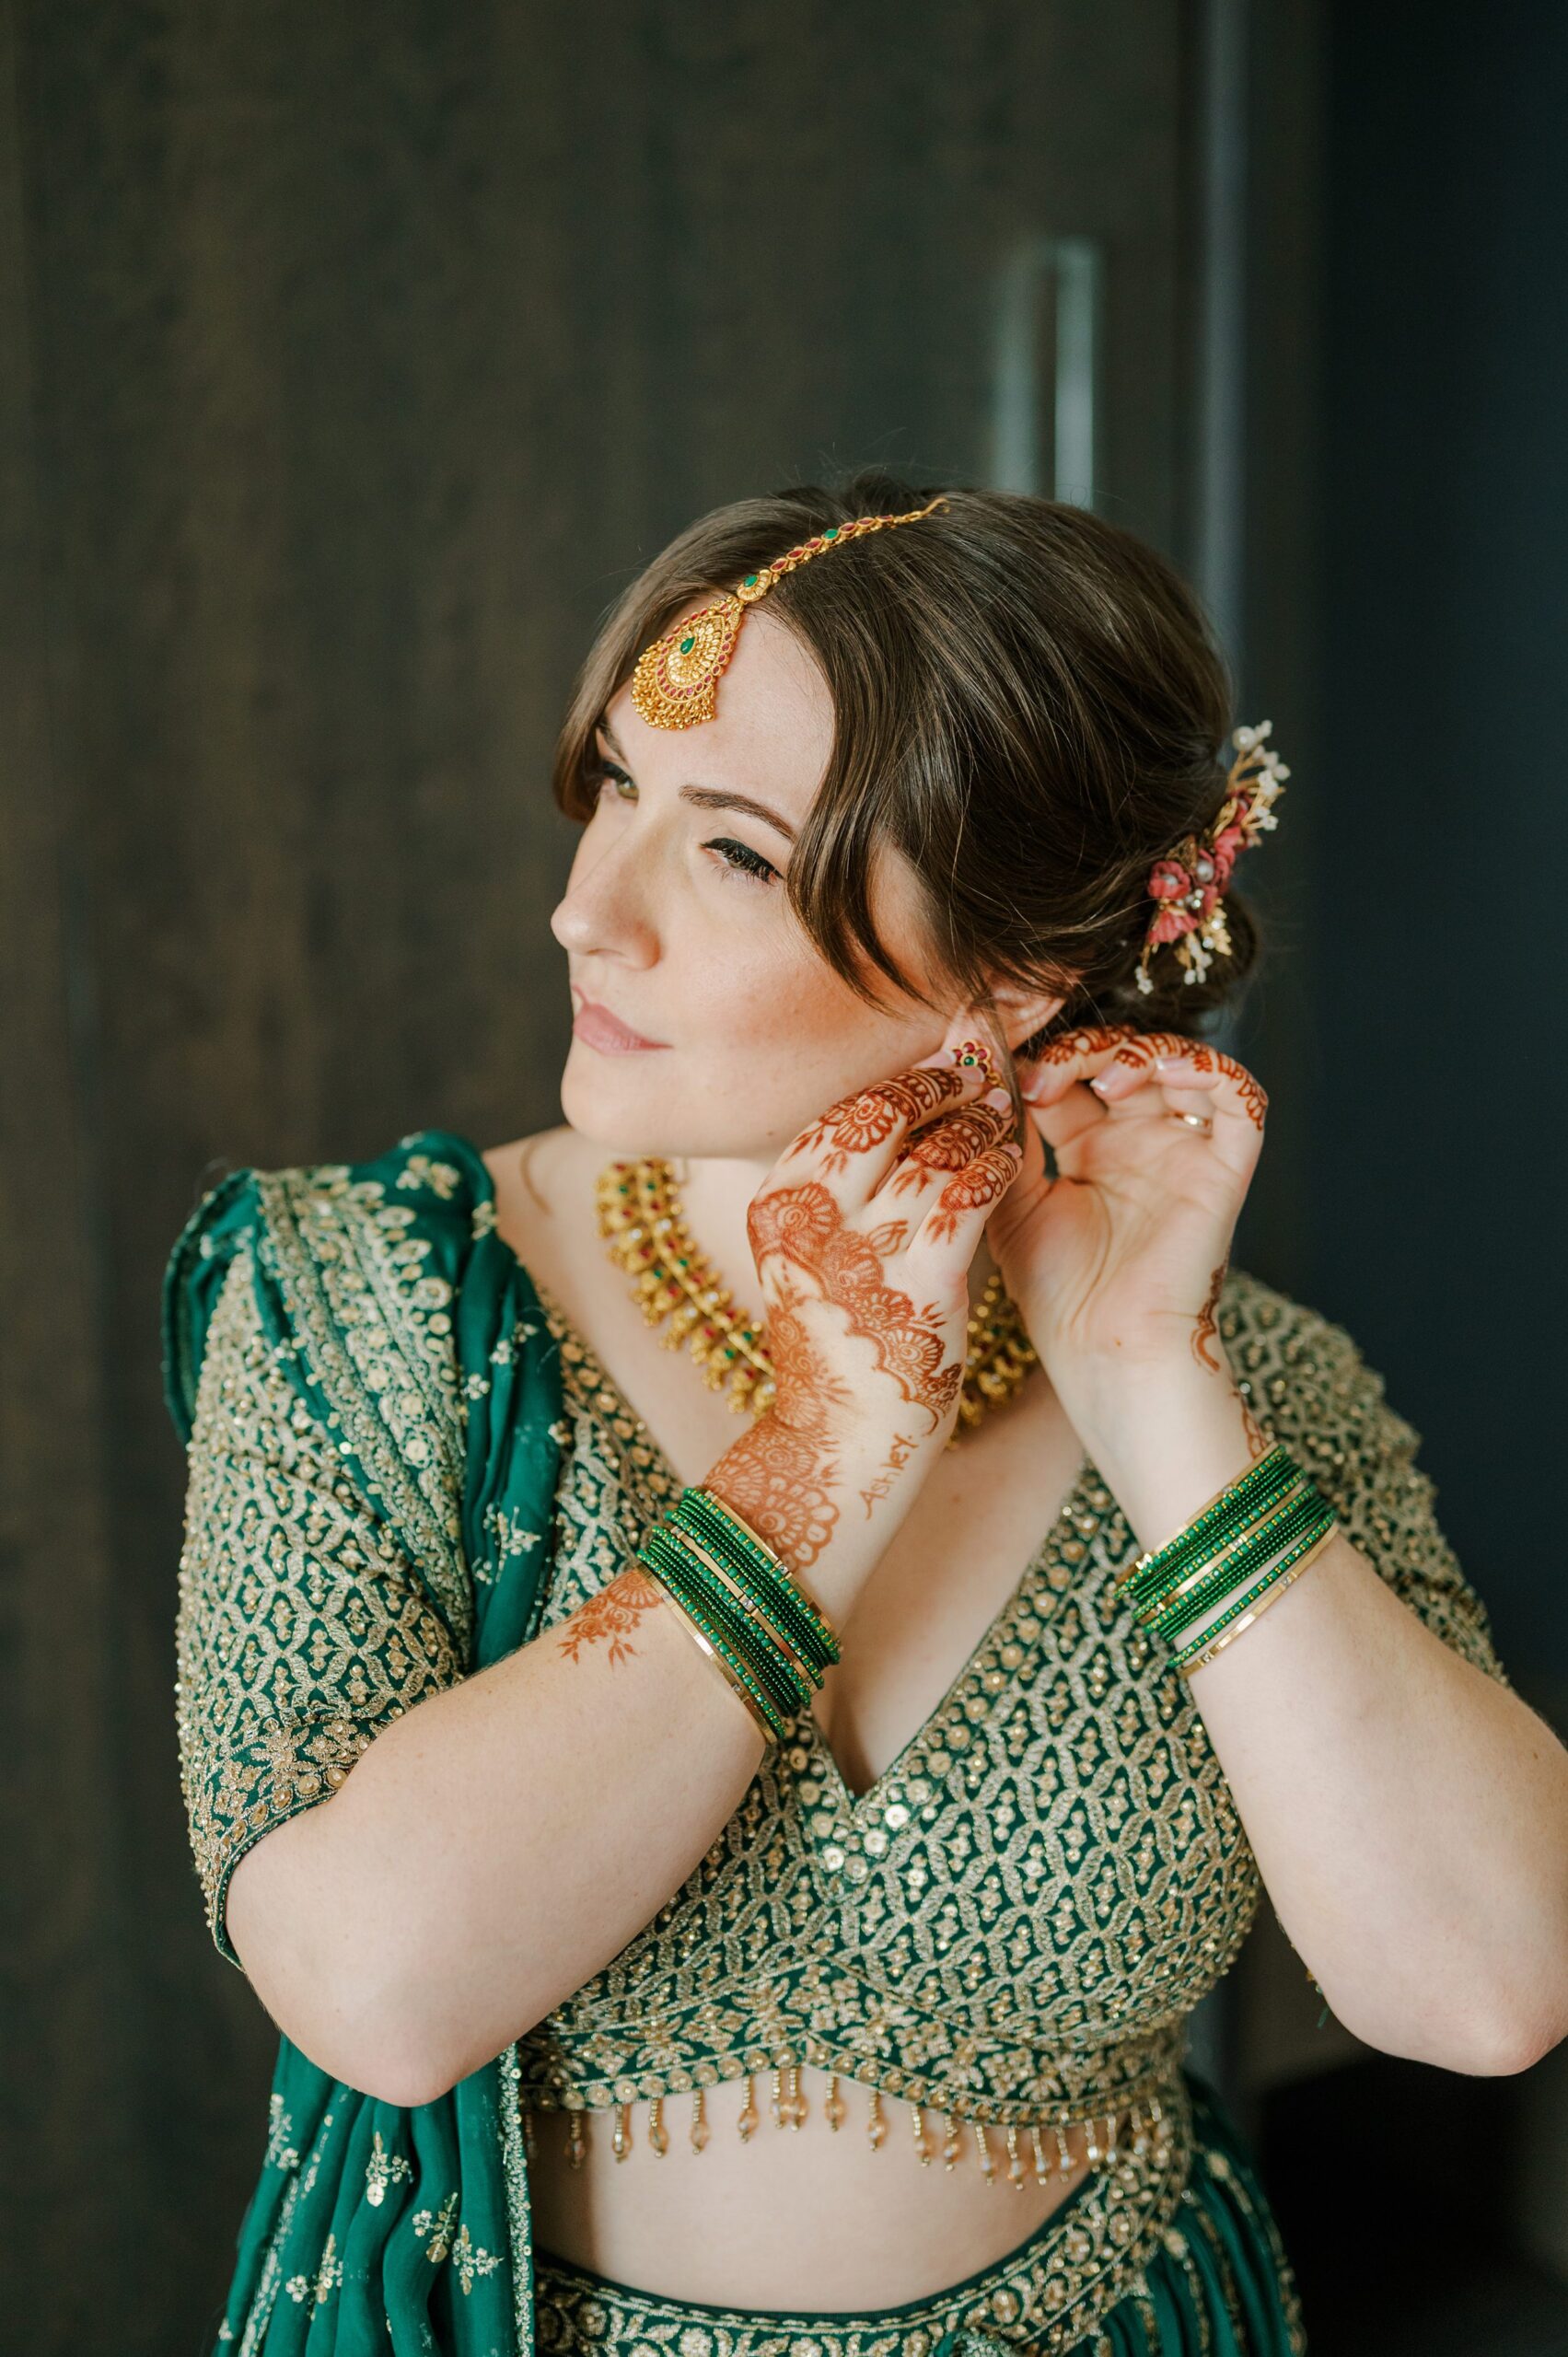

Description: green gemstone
[823,527,839,540]
[743,573,760,587]
[679,635,695,654]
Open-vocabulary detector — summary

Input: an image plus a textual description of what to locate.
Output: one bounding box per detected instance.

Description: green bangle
[641,1527,813,1720]
[1121,1444,1299,1606]
[668,1494,838,1678]
[1170,1501,1339,1669]
[1132,1468,1308,1622]
[678,1488,841,1666]
[1153,1482,1328,1643]
[638,1542,796,1737]
[657,1516,830,1693]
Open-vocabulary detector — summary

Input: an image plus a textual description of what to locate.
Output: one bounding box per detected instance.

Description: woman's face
[550,597,957,1162]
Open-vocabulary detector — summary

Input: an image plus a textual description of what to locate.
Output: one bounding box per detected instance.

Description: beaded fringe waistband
[522,2071,1173,2189]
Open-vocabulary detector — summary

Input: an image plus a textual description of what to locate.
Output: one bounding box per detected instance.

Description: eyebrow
[597,718,798,847]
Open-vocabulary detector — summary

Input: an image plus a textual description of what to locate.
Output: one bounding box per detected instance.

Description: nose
[549,823,659,964]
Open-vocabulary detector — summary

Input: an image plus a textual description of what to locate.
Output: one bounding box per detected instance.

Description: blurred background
[4,3,1565,2350]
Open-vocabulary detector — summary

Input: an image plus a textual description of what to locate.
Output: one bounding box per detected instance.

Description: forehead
[603,600,835,818]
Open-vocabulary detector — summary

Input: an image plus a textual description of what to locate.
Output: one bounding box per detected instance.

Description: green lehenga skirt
[531,2073,1307,2356]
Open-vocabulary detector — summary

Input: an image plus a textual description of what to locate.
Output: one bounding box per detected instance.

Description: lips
[571,987,668,1052]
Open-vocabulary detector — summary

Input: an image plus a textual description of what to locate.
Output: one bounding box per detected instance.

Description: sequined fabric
[161,1129,1509,2355]
[517,1266,1508,2142]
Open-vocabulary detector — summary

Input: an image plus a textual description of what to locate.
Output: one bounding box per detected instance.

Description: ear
[983,976,1073,1057]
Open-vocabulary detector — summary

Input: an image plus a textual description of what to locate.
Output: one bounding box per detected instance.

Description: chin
[559,1057,776,1164]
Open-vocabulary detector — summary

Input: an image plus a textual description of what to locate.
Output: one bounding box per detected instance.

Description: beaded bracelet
[649,1573,785,1745]
[1175,1518,1341,1676]
[641,1525,812,1723]
[1117,1442,1299,1607]
[635,1484,843,1745]
[679,1480,839,1668]
[676,1489,840,1677]
[1154,1482,1328,1643]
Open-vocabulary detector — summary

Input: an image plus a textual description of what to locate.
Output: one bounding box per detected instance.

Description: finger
[916,1135,1025,1253]
[877,1087,1017,1208]
[782,1035,1003,1210]
[1020,1028,1268,1139]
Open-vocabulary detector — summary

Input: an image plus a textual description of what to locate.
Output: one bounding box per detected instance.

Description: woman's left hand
[982,1023,1269,1406]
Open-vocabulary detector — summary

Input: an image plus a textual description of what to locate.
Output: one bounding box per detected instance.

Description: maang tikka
[630,495,950,731]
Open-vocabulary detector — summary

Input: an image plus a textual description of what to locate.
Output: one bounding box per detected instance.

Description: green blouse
[161,1128,1509,2353]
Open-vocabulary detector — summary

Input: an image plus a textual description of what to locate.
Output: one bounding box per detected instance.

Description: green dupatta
[162,1130,564,2356]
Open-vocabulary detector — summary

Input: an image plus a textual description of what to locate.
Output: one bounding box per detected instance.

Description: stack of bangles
[1116,1440,1341,1676]
[636,1485,842,1743]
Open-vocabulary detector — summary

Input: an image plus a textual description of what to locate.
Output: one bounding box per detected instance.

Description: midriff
[525,2066,1102,2307]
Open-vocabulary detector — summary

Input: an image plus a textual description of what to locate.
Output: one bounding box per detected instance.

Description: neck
[669,1150,1001,1316]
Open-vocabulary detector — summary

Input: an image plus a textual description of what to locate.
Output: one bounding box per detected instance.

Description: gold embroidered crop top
[167,1143,1509,2201]
[513,1271,1510,2180]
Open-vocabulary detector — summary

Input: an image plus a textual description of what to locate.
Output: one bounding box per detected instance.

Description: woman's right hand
[701,1022,1022,1615]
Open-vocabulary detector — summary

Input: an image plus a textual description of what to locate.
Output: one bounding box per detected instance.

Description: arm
[181,1039,1015,2103]
[1074,1304,1568,2077]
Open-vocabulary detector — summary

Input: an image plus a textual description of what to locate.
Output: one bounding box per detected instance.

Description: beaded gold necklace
[596,1155,1038,1442]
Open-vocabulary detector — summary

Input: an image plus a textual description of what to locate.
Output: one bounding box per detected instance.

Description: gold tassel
[1055,2124,1073,2175]
[911,2099,935,2165]
[784,2063,807,2127]
[866,2087,888,2149]
[647,2095,668,2157]
[824,2073,846,2130]
[1086,2115,1101,2165]
[737,2073,760,2142]
[1029,2124,1051,2186]
[565,2107,587,2171]
[942,2110,964,2170]
[974,2120,997,2183]
[612,2101,633,2162]
[1005,2122,1027,2188]
[522,2105,537,2158]
[690,2087,710,2153]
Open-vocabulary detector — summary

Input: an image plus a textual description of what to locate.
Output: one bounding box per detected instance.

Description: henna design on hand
[927,1143,1021,1244]
[795,1067,966,1175]
[856,1429,920,1517]
[1033,1026,1270,1134]
[1191,1260,1227,1373]
[555,1564,667,1667]
[705,1269,848,1572]
[748,1180,962,1432]
[889,1098,1014,1190]
[1237,1392,1272,1458]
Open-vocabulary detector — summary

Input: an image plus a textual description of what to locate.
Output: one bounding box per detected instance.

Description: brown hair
[551,466,1260,1123]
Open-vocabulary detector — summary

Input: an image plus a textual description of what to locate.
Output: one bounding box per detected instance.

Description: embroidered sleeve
[1219,1274,1510,1687]
[176,1242,466,1967]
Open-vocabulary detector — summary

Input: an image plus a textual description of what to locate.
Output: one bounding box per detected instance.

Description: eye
[587,757,635,802]
[703,836,780,888]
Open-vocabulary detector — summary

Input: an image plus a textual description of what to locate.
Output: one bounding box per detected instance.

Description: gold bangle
[1141,1472,1312,1616]
[1177,1523,1339,1677]
[1114,1440,1292,1589]
[691,1484,837,1631]
[651,1577,782,1746]
[658,1515,822,1693]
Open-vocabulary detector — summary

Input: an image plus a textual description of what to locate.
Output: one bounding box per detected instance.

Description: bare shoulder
[476,1124,610,1322]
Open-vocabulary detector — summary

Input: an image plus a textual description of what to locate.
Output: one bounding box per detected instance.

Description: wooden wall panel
[3,5,1201,2343]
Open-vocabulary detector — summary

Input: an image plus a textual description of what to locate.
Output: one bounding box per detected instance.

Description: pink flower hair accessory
[1134,720,1290,996]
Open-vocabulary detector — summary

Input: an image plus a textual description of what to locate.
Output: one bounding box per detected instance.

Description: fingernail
[981,1086,1013,1111]
[1089,1073,1117,1097]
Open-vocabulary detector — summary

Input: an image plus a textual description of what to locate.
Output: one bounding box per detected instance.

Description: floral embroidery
[364,2131,412,2207]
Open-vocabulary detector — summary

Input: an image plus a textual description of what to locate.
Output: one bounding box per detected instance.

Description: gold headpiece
[630,494,950,731]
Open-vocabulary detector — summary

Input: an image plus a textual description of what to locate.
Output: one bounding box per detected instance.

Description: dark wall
[1307,0,1568,1684]
[0,6,1211,2348]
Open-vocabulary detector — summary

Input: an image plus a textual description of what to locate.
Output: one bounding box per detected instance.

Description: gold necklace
[596,1156,1038,1444]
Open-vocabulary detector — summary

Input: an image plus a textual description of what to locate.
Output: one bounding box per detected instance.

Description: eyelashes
[585,759,782,889]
